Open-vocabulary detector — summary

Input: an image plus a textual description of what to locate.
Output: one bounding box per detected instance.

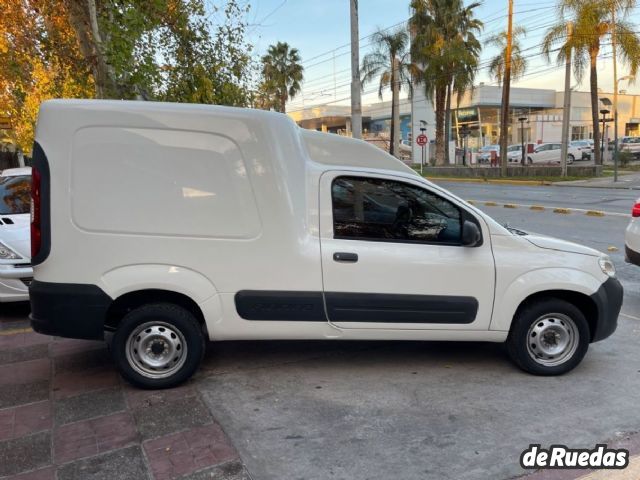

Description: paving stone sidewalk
[0,326,249,480]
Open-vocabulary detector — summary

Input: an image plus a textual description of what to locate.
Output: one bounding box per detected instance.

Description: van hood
[0,213,31,260]
[525,233,600,257]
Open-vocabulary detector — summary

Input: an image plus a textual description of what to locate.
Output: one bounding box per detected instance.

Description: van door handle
[333,252,358,263]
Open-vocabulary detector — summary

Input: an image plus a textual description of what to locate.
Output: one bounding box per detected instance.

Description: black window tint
[0,175,31,215]
[331,177,462,244]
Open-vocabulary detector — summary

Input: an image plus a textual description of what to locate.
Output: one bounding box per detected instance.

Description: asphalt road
[197,182,640,480]
[436,181,639,215]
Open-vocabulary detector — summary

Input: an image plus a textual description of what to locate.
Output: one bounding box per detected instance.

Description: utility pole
[350,0,362,139]
[612,4,619,182]
[560,21,573,178]
[499,0,514,177]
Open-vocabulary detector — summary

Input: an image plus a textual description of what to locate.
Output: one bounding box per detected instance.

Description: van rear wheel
[506,298,589,375]
[111,303,205,389]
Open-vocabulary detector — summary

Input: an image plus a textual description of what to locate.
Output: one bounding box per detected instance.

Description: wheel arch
[490,268,602,336]
[511,290,598,341]
[105,288,207,333]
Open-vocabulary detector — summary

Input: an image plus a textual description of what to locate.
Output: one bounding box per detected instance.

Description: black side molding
[235,291,326,321]
[325,292,478,324]
[30,281,112,340]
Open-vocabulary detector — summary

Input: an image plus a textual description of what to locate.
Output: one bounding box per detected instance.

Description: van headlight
[0,242,22,260]
[599,256,616,277]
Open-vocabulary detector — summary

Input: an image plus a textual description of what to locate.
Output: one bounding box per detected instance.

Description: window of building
[571,126,587,140]
[331,177,462,244]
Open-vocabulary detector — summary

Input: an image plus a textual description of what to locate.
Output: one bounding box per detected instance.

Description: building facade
[290,85,640,163]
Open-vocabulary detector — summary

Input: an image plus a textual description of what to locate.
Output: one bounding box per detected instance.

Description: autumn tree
[1,0,255,154]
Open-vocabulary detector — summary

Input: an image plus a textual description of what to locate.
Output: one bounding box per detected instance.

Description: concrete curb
[466,200,630,218]
[429,177,552,186]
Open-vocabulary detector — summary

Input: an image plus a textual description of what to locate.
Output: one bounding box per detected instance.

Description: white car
[477,145,500,164]
[29,100,623,388]
[0,167,32,302]
[570,140,592,160]
[625,198,640,266]
[527,143,580,164]
[506,145,525,163]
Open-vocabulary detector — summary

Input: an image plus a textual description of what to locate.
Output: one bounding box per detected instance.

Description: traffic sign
[416,134,428,146]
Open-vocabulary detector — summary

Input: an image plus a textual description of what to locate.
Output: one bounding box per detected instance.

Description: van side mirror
[462,220,482,247]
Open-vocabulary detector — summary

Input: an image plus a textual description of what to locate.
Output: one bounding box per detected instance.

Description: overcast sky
[245,0,640,111]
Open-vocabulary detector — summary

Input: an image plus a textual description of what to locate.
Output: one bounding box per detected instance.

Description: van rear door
[318,171,495,330]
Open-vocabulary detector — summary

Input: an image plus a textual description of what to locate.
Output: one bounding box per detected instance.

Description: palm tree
[261,42,304,113]
[409,0,483,165]
[486,26,528,86]
[547,0,640,165]
[360,28,412,157]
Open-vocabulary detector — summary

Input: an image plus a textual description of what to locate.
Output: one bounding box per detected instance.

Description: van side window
[331,176,462,244]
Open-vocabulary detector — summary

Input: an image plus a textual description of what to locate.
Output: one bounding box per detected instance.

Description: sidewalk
[0,326,248,480]
[554,172,640,190]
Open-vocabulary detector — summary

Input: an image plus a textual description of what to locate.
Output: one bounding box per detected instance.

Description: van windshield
[0,175,31,215]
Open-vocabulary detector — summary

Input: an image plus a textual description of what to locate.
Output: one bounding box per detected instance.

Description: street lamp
[600,108,610,163]
[518,117,528,165]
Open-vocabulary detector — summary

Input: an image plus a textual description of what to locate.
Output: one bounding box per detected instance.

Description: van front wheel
[111,303,205,389]
[506,298,590,375]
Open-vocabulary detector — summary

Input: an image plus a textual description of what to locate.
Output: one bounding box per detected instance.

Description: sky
[243,0,640,111]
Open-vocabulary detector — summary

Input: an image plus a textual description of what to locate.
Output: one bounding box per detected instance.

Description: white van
[30,100,623,388]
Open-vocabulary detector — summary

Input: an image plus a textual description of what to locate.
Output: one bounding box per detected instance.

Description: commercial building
[289,85,640,163]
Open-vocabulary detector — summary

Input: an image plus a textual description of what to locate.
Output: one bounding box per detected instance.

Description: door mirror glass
[461,220,482,247]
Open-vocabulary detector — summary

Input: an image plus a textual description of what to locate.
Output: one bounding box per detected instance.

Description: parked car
[625,198,640,266]
[477,144,500,164]
[30,100,623,388]
[506,145,527,163]
[527,143,580,164]
[0,167,32,302]
[619,136,640,159]
[569,140,592,160]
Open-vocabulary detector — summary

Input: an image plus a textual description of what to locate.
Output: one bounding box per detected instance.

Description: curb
[466,200,629,218]
[428,177,552,186]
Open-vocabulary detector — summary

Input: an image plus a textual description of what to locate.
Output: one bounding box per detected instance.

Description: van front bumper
[589,277,624,342]
[29,280,112,340]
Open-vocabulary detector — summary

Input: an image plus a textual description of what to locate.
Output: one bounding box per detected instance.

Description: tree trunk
[391,57,401,158]
[65,0,117,98]
[280,91,286,113]
[445,81,452,164]
[590,47,601,166]
[434,86,446,166]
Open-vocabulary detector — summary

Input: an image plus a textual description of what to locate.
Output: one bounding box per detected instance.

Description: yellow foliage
[0,0,95,155]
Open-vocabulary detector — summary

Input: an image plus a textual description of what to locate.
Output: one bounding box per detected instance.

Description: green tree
[360,28,412,157]
[66,0,254,105]
[546,0,640,165]
[486,26,528,85]
[260,42,304,113]
[410,0,483,165]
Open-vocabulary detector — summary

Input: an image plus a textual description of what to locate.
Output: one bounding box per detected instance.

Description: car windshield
[507,145,520,151]
[0,175,31,215]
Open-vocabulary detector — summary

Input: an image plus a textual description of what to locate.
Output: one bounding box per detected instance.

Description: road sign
[416,134,428,146]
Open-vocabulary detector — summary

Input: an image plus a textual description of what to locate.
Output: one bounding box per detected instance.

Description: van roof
[39,100,416,176]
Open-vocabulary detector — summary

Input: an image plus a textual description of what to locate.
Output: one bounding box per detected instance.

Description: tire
[111,303,205,389]
[506,298,590,376]
[527,157,533,165]
[567,154,575,164]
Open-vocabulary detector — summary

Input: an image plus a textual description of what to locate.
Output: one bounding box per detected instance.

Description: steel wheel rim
[526,313,579,367]
[125,321,187,379]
